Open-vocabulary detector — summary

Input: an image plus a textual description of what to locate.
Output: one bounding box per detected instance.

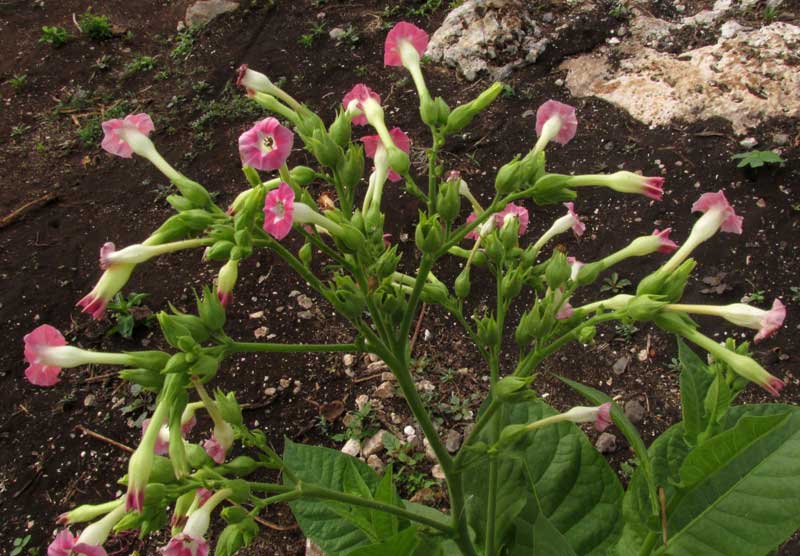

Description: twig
[72,12,83,33]
[75,425,134,454]
[658,486,668,547]
[353,372,385,384]
[84,372,118,383]
[409,302,427,355]
[0,192,58,229]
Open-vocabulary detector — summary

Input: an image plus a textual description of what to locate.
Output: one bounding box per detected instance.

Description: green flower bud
[191,354,220,380]
[420,281,450,305]
[484,234,505,263]
[545,251,571,289]
[173,176,213,209]
[290,165,316,186]
[494,375,534,401]
[575,261,603,286]
[662,259,697,303]
[577,325,597,344]
[215,389,243,426]
[242,165,261,187]
[224,479,251,503]
[499,217,520,250]
[177,209,215,232]
[443,82,503,134]
[337,144,365,190]
[204,240,235,262]
[186,442,214,468]
[515,308,540,348]
[298,242,312,267]
[531,173,576,205]
[455,267,471,299]
[119,368,165,389]
[328,109,353,147]
[420,95,439,127]
[148,215,191,244]
[163,352,189,375]
[157,312,194,349]
[148,457,177,485]
[498,423,529,446]
[387,145,410,176]
[415,213,443,254]
[371,246,401,279]
[626,295,668,322]
[166,195,195,212]
[309,128,343,168]
[495,157,524,195]
[220,456,261,477]
[502,269,523,300]
[195,286,226,331]
[166,306,211,343]
[337,223,365,252]
[475,315,500,347]
[296,107,325,137]
[436,179,461,224]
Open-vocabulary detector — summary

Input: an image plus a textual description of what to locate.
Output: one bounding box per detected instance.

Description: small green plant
[601,272,632,293]
[790,286,800,303]
[763,5,779,22]
[336,25,361,48]
[39,25,71,47]
[744,290,766,304]
[79,12,113,41]
[354,64,369,78]
[106,292,151,338]
[77,118,103,145]
[10,124,31,139]
[406,0,443,17]
[614,322,639,341]
[171,26,200,60]
[382,433,435,494]
[732,150,785,169]
[124,55,156,75]
[7,73,28,91]
[609,0,629,17]
[155,70,170,81]
[10,535,31,556]
[92,54,114,72]
[299,21,326,48]
[500,83,516,98]
[332,402,378,443]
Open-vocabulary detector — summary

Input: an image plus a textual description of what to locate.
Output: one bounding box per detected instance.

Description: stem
[484,456,498,556]
[638,532,658,556]
[227,342,359,354]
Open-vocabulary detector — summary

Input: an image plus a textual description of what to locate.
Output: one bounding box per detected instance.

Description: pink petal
[72,543,108,556]
[76,293,108,320]
[99,242,116,270]
[262,183,296,240]
[384,22,429,67]
[181,414,197,435]
[556,301,574,320]
[100,114,154,158]
[691,190,743,234]
[495,203,530,235]
[203,435,227,464]
[389,127,411,153]
[24,324,67,386]
[762,376,786,397]
[196,488,214,507]
[124,113,154,135]
[161,534,209,556]
[25,363,61,387]
[564,202,585,236]
[238,117,294,171]
[651,228,678,253]
[48,529,77,556]
[126,488,144,513]
[754,299,786,343]
[595,403,613,432]
[343,84,381,126]
[465,212,480,240]
[535,100,578,145]
[360,134,381,158]
[217,291,232,308]
[642,176,665,201]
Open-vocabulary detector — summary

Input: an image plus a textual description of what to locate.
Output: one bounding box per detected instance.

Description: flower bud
[577,325,597,344]
[173,176,214,209]
[475,315,500,348]
[515,308,540,348]
[290,165,316,186]
[204,241,234,262]
[125,351,171,371]
[495,157,524,195]
[531,172,576,205]
[196,286,226,332]
[298,242,313,267]
[337,144,365,190]
[191,354,220,380]
[120,368,165,389]
[328,109,353,147]
[494,375,535,402]
[436,179,461,224]
[545,251,571,289]
[371,246,401,279]
[166,195,195,212]
[309,128,343,168]
[575,261,603,286]
[420,281,450,305]
[662,259,697,302]
[499,216,520,250]
[501,269,523,300]
[157,312,194,349]
[454,267,471,299]
[163,352,189,375]
[415,213,443,254]
[178,209,215,232]
[220,456,261,477]
[387,145,410,176]
[626,295,668,322]
[443,82,503,134]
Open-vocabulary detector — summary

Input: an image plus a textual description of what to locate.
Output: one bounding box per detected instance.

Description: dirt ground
[1,1,798,554]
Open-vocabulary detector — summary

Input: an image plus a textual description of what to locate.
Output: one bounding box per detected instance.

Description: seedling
[299,21,326,48]
[732,150,785,169]
[10,535,31,556]
[790,286,800,303]
[601,272,632,293]
[10,124,32,139]
[614,322,639,341]
[7,74,28,91]
[39,25,71,47]
[124,55,156,75]
[106,292,151,338]
[79,12,113,41]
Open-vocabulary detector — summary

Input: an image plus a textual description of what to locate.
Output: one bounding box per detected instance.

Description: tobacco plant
[26,21,798,556]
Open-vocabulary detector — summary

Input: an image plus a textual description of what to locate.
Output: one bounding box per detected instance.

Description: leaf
[659,411,800,556]
[510,511,579,556]
[464,398,623,555]
[702,372,731,427]
[349,526,419,556]
[371,466,400,538]
[677,338,714,445]
[731,150,785,169]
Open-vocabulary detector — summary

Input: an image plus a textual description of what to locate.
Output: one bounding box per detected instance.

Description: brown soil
[1,1,799,555]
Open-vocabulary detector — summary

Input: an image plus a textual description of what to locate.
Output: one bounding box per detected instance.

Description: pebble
[431,464,446,480]
[773,133,789,146]
[355,394,370,411]
[542,12,554,23]
[83,394,96,407]
[373,381,395,399]
[595,432,617,454]
[343,354,355,367]
[362,430,387,457]
[264,387,276,396]
[624,400,645,424]
[445,429,462,453]
[522,109,536,118]
[366,454,384,473]
[612,355,630,375]
[297,310,313,320]
[329,27,347,40]
[554,78,564,86]
[423,438,437,462]
[341,438,361,457]
[739,137,758,149]
[296,294,314,309]
[254,326,268,338]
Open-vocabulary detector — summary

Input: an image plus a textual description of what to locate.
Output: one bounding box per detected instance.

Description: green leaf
[372,466,400,538]
[677,338,714,445]
[731,150,785,169]
[702,372,731,427]
[659,411,800,556]
[464,398,623,555]
[510,511,578,556]
[349,526,419,556]
[283,439,379,554]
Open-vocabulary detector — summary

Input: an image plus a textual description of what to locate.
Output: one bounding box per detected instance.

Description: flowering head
[361,127,410,182]
[101,113,154,158]
[496,203,530,235]
[48,529,79,556]
[238,117,294,171]
[77,263,135,320]
[99,242,116,270]
[24,324,67,387]
[342,84,381,126]
[691,190,743,234]
[161,533,209,556]
[384,22,429,67]
[563,202,585,237]
[561,403,613,430]
[555,300,574,320]
[754,299,786,343]
[262,182,295,240]
[535,100,578,145]
[652,228,678,253]
[235,64,272,94]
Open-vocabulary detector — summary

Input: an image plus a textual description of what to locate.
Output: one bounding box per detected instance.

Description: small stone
[720,20,744,39]
[773,133,789,146]
[522,109,536,118]
[403,425,417,441]
[624,400,645,424]
[612,355,630,375]
[83,394,96,407]
[595,432,617,454]
[343,354,355,367]
[431,464,446,480]
[362,430,387,457]
[366,454,384,473]
[423,438,437,462]
[185,0,239,26]
[367,360,389,372]
[445,429,462,453]
[739,137,758,149]
[297,310,313,320]
[296,294,314,309]
[329,27,346,40]
[341,438,361,457]
[380,372,395,382]
[278,378,291,390]
[264,387,277,396]
[409,487,435,503]
[608,37,620,45]
[249,310,264,319]
[355,394,370,411]
[542,12,554,23]
[416,379,435,392]
[554,78,564,87]
[373,381,395,399]
[254,326,268,338]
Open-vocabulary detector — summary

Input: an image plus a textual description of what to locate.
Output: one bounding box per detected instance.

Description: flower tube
[599,228,678,269]
[236,64,302,111]
[499,403,613,447]
[161,489,232,556]
[531,202,585,252]
[194,381,234,464]
[48,503,127,556]
[384,22,431,101]
[216,258,239,308]
[565,171,664,200]
[57,499,123,527]
[575,294,634,314]
[665,299,786,343]
[99,238,212,270]
[23,325,135,386]
[361,127,410,183]
[141,418,171,456]
[126,398,171,511]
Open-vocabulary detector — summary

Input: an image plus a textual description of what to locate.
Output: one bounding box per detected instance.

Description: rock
[595,432,617,454]
[305,539,325,556]
[253,326,268,339]
[445,429,462,453]
[329,27,347,41]
[431,464,446,480]
[83,394,96,407]
[185,0,239,26]
[612,355,630,375]
[264,387,276,396]
[739,137,758,149]
[542,12,554,23]
[297,310,313,320]
[366,454,384,473]
[249,310,264,319]
[773,133,789,146]
[522,109,536,118]
[719,20,744,39]
[362,430,387,457]
[624,400,645,424]
[561,22,800,134]
[409,487,435,503]
[296,294,314,309]
[380,372,395,382]
[373,381,395,399]
[343,354,355,367]
[423,437,437,462]
[416,379,435,392]
[367,360,388,372]
[278,378,291,389]
[355,394,370,411]
[341,438,361,457]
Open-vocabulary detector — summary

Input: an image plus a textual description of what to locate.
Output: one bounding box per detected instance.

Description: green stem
[484,455,498,556]
[638,532,658,556]
[227,342,359,354]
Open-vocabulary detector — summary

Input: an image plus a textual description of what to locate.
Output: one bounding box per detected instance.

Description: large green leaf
[463,399,623,555]
[349,526,419,556]
[510,510,578,556]
[677,339,714,446]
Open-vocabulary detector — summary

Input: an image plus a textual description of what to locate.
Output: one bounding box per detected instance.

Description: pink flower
[203,435,227,464]
[24,324,67,387]
[263,182,295,240]
[563,202,585,237]
[639,176,665,201]
[238,117,294,171]
[47,530,107,556]
[99,243,116,270]
[567,256,584,281]
[651,228,678,253]
[535,100,578,145]
[77,264,135,320]
[762,376,786,398]
[595,403,613,432]
[361,127,411,182]
[465,212,480,240]
[196,488,214,507]
[496,203,529,235]
[384,22,429,67]
[754,299,787,343]
[101,114,154,159]
[342,84,381,126]
[691,190,743,234]
[181,414,197,435]
[556,301,574,320]
[161,533,209,556]
[142,419,170,456]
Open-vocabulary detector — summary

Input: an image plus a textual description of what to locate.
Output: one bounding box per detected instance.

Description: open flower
[567,256,584,281]
[262,182,295,239]
[651,228,678,253]
[384,22,429,67]
[342,84,381,126]
[77,263,135,320]
[142,419,170,456]
[161,489,230,556]
[563,202,585,236]
[238,118,293,171]
[161,533,209,556]
[361,127,410,182]
[496,203,530,235]
[535,100,578,146]
[563,403,613,431]
[691,189,743,234]
[202,434,227,464]
[49,505,127,556]
[101,113,155,158]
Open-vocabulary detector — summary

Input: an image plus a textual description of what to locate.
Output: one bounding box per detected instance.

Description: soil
[1,1,799,555]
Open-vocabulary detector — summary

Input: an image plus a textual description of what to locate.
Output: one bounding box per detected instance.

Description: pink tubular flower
[567,256,584,281]
[161,533,209,556]
[361,127,411,182]
[196,488,214,507]
[595,403,613,432]
[496,203,530,235]
[142,419,170,456]
[203,435,227,464]
[47,529,108,556]
[24,324,67,387]
[754,299,787,343]
[384,22,429,67]
[556,301,574,320]
[181,414,197,436]
[535,100,578,145]
[342,84,381,126]
[77,263,135,320]
[691,190,743,234]
[563,202,585,237]
[101,113,154,158]
[639,176,665,201]
[465,212,480,240]
[262,182,295,239]
[99,243,116,270]
[651,228,678,253]
[238,117,294,171]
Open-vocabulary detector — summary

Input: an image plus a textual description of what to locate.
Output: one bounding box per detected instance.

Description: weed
[192,80,211,94]
[11,535,31,556]
[331,402,378,443]
[667,357,682,373]
[601,272,632,294]
[790,286,800,303]
[76,103,130,147]
[106,292,151,338]
[39,25,71,47]
[172,26,200,60]
[731,150,785,169]
[500,83,516,98]
[437,394,475,422]
[124,55,156,76]
[10,124,31,139]
[383,433,434,494]
[619,458,638,480]
[438,367,458,384]
[763,5,779,22]
[190,83,262,130]
[299,21,326,48]
[7,74,28,91]
[744,290,766,304]
[354,65,369,78]
[614,322,639,341]
[155,70,170,81]
[609,1,629,18]
[406,0,443,18]
[79,12,113,41]
[35,142,46,153]
[336,25,361,48]
[92,54,114,72]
